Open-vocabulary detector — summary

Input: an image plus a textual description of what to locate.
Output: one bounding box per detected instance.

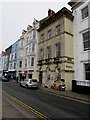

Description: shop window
[46,68,50,82]
[85,63,90,80]
[55,67,61,81]
[83,31,90,51]
[81,6,88,19]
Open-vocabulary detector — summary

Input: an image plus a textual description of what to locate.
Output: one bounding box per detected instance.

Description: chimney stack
[48,9,55,17]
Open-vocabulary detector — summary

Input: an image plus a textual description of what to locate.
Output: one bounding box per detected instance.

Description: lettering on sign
[66,65,72,68]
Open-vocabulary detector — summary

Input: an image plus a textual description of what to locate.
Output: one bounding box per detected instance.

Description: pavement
[39,86,90,103]
[9,80,90,103]
[2,93,39,119]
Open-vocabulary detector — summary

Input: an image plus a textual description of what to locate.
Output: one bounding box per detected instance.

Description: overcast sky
[0,0,71,53]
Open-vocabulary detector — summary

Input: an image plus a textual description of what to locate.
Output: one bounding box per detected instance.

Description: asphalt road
[2,81,89,119]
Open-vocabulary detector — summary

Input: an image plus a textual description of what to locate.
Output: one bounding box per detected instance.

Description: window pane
[40,49,44,60]
[47,47,51,59]
[33,30,36,39]
[82,6,88,19]
[55,43,60,57]
[31,57,34,66]
[48,30,52,39]
[40,34,44,42]
[32,44,35,52]
[83,31,90,51]
[56,25,60,35]
[85,63,90,80]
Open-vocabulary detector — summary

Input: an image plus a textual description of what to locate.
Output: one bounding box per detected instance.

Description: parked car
[2,76,9,82]
[20,79,38,88]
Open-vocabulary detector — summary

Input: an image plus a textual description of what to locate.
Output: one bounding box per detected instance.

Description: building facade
[4,45,12,71]
[9,41,18,78]
[23,20,39,79]
[0,53,3,76]
[37,8,74,90]
[17,19,39,80]
[17,29,27,79]
[68,0,90,93]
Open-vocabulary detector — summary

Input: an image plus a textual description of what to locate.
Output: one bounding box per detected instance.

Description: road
[2,81,89,119]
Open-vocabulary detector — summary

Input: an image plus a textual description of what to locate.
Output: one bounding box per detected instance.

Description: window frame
[82,31,90,51]
[55,43,61,58]
[48,29,52,39]
[56,24,60,35]
[84,63,90,80]
[47,46,51,59]
[81,5,88,19]
[40,33,45,42]
[40,49,44,60]
[31,57,34,67]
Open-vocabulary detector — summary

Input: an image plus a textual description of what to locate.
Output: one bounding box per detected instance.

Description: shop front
[28,70,34,79]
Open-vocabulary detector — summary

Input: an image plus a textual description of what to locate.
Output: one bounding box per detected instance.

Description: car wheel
[26,84,29,89]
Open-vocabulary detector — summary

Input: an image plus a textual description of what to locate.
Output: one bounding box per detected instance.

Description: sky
[0,0,71,53]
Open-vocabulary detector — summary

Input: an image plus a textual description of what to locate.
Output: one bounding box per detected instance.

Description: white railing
[76,80,90,87]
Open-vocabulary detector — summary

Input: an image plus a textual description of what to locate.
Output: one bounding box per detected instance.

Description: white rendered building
[68,0,90,90]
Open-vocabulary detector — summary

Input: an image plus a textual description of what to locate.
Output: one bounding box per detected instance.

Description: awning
[18,72,24,74]
[8,69,16,72]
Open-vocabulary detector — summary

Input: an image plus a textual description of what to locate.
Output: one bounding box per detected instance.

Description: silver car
[20,79,38,88]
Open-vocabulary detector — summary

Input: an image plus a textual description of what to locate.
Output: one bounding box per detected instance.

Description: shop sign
[66,65,72,68]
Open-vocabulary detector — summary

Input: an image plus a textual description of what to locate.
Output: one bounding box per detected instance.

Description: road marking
[4,82,90,105]
[2,90,51,120]
[37,89,90,105]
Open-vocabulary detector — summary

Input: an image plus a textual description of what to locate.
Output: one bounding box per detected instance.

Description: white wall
[73,0,90,85]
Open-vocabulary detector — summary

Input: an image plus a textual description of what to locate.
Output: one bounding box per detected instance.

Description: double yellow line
[2,90,50,120]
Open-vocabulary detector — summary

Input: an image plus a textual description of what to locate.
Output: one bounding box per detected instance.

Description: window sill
[81,50,90,54]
